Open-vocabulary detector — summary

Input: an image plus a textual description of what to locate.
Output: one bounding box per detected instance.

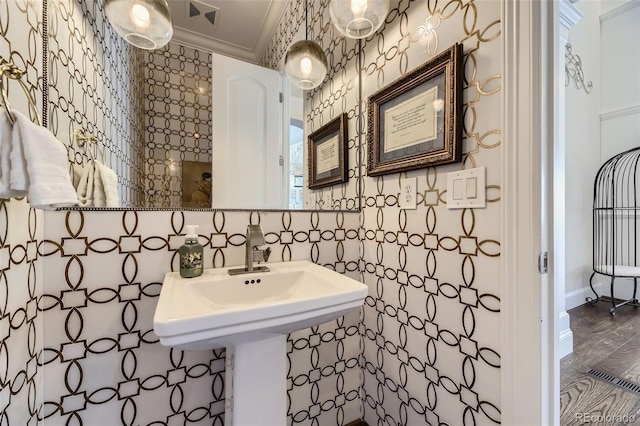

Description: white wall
[600,1,640,159]
[565,0,602,306]
[565,0,640,309]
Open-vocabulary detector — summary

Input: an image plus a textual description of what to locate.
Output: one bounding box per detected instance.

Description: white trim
[600,104,640,122]
[600,0,640,23]
[566,285,597,310]
[171,27,258,63]
[566,280,639,310]
[501,1,553,424]
[554,0,581,363]
[560,0,583,28]
[559,311,573,359]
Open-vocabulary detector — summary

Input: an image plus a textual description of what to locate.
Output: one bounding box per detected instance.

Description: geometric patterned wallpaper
[143,44,213,208]
[40,209,362,425]
[48,0,147,207]
[358,1,502,425]
[260,0,361,211]
[0,0,44,424]
[1,1,505,425]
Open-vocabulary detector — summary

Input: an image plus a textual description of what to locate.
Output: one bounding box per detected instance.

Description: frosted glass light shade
[329,0,390,39]
[105,0,173,50]
[284,40,328,90]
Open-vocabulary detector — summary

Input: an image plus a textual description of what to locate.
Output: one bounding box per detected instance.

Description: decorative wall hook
[74,130,97,147]
[565,43,593,94]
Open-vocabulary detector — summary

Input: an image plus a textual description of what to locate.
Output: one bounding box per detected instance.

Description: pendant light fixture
[329,0,390,39]
[284,0,328,90]
[105,0,174,50]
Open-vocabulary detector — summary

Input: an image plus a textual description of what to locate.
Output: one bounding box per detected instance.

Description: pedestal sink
[153,260,367,426]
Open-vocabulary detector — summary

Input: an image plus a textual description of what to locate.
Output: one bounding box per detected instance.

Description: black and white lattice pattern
[40,210,361,425]
[0,0,506,425]
[0,1,45,424]
[262,0,361,211]
[359,1,502,425]
[143,43,213,208]
[48,0,146,207]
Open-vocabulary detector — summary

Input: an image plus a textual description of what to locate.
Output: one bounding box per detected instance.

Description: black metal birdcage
[587,146,640,315]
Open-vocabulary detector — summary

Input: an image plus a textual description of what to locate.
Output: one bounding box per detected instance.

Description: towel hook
[75,130,104,163]
[0,58,41,126]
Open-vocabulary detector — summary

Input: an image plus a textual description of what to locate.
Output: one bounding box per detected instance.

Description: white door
[211,52,283,209]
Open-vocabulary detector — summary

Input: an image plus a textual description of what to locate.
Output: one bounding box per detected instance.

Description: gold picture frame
[367,43,463,176]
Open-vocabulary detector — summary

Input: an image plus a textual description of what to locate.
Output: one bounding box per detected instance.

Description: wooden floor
[561,301,640,425]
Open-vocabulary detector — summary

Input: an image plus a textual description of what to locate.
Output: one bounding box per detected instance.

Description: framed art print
[308,113,348,189]
[367,43,463,176]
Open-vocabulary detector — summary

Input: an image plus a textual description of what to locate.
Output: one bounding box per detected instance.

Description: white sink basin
[153,260,367,350]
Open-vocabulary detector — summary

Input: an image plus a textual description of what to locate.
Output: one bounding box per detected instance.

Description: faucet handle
[252,246,271,263]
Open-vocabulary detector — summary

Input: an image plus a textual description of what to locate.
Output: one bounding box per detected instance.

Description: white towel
[12,111,78,209]
[70,163,85,189]
[0,113,26,198]
[74,161,120,208]
[76,163,95,207]
[94,161,119,207]
[9,113,28,192]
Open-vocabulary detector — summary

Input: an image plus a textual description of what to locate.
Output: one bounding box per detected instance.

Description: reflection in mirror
[47,0,360,210]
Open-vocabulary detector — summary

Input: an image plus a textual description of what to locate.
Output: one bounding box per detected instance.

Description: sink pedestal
[225,334,287,425]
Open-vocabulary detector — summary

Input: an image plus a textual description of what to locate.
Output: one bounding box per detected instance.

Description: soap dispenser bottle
[179,225,203,278]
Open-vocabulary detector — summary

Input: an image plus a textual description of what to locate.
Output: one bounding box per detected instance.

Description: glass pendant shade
[329,0,390,39]
[284,40,328,90]
[105,0,173,50]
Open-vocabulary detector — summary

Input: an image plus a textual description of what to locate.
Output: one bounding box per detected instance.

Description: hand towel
[12,111,78,209]
[92,162,107,207]
[76,163,95,207]
[70,163,86,189]
[9,113,28,192]
[94,161,120,207]
[0,112,26,198]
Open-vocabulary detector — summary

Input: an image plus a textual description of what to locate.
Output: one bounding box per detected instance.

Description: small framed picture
[308,113,348,189]
[182,161,212,208]
[367,43,463,176]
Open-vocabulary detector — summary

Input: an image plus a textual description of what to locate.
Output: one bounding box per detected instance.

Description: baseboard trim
[559,310,573,358]
[566,280,638,311]
[566,283,603,310]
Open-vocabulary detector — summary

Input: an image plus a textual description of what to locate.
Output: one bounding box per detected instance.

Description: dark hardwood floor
[561,301,640,425]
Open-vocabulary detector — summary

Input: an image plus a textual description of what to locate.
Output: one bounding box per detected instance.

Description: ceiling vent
[186,0,220,30]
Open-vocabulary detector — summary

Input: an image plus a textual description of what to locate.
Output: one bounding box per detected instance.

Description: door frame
[500,1,558,425]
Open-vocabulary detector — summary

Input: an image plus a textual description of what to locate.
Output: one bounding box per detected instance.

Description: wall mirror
[46,0,361,211]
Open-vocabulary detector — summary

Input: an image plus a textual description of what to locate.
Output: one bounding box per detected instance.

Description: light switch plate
[446,167,486,209]
[399,177,417,209]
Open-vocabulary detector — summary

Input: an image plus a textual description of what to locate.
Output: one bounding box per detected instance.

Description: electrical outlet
[323,191,333,208]
[399,177,417,209]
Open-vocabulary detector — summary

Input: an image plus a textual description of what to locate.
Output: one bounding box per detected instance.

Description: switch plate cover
[446,167,486,209]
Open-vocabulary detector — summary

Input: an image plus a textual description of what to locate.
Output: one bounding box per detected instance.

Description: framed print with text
[367,43,463,176]
[308,113,348,189]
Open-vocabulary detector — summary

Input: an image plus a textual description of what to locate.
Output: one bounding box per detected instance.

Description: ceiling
[167,0,290,63]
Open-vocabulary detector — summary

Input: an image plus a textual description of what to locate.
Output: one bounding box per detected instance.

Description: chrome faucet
[228,225,271,275]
